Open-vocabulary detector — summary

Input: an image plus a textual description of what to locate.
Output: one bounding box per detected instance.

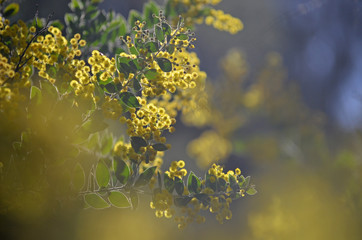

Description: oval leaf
[174,196,192,207]
[130,136,148,153]
[96,161,110,188]
[195,193,210,206]
[174,176,184,196]
[144,69,158,80]
[217,177,227,192]
[155,25,165,42]
[108,191,131,208]
[115,157,130,185]
[187,171,201,194]
[130,189,139,210]
[240,176,250,189]
[166,45,175,54]
[72,163,85,191]
[116,55,131,64]
[104,83,117,93]
[164,173,175,193]
[156,58,172,72]
[162,23,171,36]
[229,174,239,191]
[120,92,140,108]
[246,187,257,196]
[133,78,142,92]
[205,172,217,192]
[134,166,157,187]
[128,9,142,28]
[152,143,168,151]
[145,41,158,53]
[30,86,42,105]
[84,193,110,209]
[143,1,159,28]
[176,33,188,40]
[101,135,113,155]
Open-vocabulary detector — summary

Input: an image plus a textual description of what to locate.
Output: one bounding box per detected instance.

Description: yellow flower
[177,160,185,168]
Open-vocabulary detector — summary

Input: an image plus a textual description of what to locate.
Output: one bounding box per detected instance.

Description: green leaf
[30,86,42,105]
[40,80,58,100]
[85,4,97,16]
[144,69,159,80]
[64,13,76,26]
[108,191,131,208]
[176,33,188,40]
[96,161,110,188]
[134,166,157,187]
[240,176,250,189]
[51,20,64,30]
[116,55,131,64]
[155,25,164,42]
[156,58,172,72]
[145,41,158,53]
[166,45,175,54]
[195,193,210,206]
[143,1,159,28]
[114,157,130,185]
[116,59,135,78]
[4,3,19,17]
[129,59,141,71]
[161,23,171,36]
[174,176,184,195]
[120,63,133,77]
[229,174,239,191]
[246,187,257,196]
[217,177,227,192]
[101,134,113,155]
[187,171,201,194]
[129,46,138,55]
[165,0,177,18]
[205,172,217,192]
[128,9,143,28]
[152,143,168,151]
[119,92,140,108]
[164,173,174,193]
[88,133,101,151]
[103,83,117,93]
[133,77,142,92]
[130,189,138,209]
[130,136,148,153]
[84,193,110,209]
[80,118,108,135]
[118,21,127,37]
[69,0,84,11]
[46,64,57,78]
[72,163,85,191]
[134,38,144,50]
[174,196,192,207]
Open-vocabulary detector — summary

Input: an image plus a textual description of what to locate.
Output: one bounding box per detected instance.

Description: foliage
[0,0,253,232]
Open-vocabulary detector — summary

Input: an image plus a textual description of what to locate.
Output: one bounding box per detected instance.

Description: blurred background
[7,0,362,239]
